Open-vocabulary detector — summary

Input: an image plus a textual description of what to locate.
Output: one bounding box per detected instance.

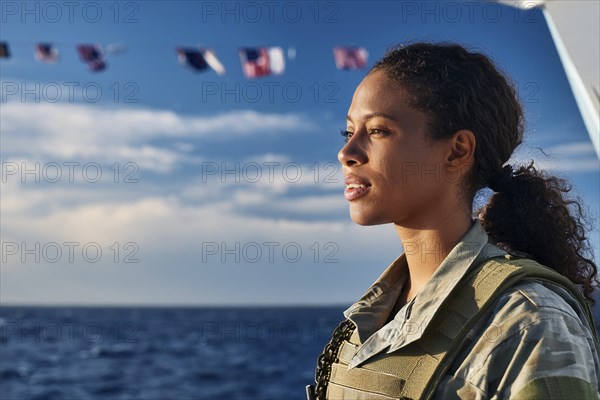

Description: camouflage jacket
[343,220,600,399]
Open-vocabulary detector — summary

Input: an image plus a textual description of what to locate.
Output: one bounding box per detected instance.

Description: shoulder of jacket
[500,279,581,317]
[474,278,596,345]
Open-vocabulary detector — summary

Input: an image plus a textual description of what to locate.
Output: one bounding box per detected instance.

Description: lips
[344,175,371,201]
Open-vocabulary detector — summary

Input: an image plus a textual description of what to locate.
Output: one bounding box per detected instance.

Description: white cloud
[1,102,313,172]
[511,141,599,172]
[242,152,291,164]
[0,178,386,287]
[549,142,597,156]
[232,191,346,215]
[0,179,398,305]
[173,142,195,153]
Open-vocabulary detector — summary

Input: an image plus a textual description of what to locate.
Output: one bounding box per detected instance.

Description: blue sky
[1,1,598,306]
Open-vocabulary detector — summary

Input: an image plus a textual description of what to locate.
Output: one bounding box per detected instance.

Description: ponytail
[479,161,598,305]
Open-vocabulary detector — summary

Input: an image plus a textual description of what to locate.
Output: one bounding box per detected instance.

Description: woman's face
[338,70,453,227]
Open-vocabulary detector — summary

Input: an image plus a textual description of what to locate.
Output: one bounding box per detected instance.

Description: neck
[394,209,473,300]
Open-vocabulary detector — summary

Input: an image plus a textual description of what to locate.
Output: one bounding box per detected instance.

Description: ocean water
[0,306,346,400]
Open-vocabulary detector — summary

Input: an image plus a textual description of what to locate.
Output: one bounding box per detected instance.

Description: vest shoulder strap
[329,255,598,400]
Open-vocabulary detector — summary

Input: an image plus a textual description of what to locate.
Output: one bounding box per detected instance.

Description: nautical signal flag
[176,48,225,76]
[333,46,369,70]
[35,43,59,63]
[177,48,207,71]
[76,44,106,72]
[238,47,285,78]
[0,42,10,58]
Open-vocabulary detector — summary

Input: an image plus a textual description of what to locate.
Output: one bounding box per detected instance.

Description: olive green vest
[321,256,600,400]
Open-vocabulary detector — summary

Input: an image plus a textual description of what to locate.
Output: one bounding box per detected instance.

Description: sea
[0,306,346,400]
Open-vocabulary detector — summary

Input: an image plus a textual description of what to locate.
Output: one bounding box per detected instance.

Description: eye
[340,129,354,143]
[368,128,388,136]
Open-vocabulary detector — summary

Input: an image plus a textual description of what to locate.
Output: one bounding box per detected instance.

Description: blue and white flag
[177,48,225,75]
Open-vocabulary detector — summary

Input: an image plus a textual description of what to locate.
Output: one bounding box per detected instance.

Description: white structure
[500,0,600,159]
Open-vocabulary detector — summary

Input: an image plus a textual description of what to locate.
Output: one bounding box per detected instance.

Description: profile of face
[338,70,460,227]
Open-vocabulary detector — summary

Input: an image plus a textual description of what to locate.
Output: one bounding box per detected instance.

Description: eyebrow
[346,112,397,122]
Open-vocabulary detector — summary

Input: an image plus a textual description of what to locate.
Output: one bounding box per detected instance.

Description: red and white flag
[333,46,369,70]
[238,47,285,78]
[76,44,106,72]
[35,43,59,63]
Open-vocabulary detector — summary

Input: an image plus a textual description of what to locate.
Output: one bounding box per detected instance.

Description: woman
[308,42,600,399]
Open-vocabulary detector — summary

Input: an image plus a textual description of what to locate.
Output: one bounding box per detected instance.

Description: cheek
[377,152,419,189]
[377,156,443,201]
[388,142,448,183]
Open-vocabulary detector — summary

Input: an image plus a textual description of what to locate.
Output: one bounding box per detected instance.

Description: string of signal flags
[0,41,369,79]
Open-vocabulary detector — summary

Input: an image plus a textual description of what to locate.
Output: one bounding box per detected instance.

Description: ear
[446,129,476,174]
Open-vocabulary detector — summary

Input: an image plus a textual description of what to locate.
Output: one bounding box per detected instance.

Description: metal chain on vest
[314,319,356,399]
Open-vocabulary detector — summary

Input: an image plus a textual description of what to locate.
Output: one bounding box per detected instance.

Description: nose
[337,133,367,167]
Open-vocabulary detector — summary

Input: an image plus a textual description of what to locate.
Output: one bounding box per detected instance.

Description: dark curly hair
[371,42,598,304]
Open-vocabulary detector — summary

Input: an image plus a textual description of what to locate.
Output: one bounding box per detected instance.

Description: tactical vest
[308,255,600,400]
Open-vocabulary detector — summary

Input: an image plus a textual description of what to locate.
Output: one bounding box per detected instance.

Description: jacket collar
[343,219,507,368]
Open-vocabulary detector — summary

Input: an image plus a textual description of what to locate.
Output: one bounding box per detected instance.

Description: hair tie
[489,164,513,192]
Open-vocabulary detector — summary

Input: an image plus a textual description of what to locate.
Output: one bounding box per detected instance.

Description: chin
[349,208,388,226]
